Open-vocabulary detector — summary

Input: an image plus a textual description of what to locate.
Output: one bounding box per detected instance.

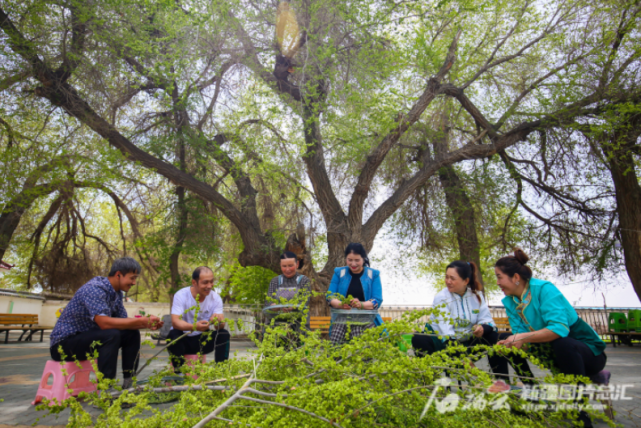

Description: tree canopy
[1,0,640,304]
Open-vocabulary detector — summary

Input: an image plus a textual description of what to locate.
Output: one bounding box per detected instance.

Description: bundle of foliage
[37,308,612,428]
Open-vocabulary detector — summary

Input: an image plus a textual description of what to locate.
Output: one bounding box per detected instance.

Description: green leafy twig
[134,332,189,377]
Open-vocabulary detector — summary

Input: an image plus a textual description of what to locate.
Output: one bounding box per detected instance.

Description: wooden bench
[0,314,53,344]
[607,331,641,347]
[493,317,512,333]
[309,316,392,334]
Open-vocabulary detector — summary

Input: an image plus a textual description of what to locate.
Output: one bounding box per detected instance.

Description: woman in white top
[412,261,503,375]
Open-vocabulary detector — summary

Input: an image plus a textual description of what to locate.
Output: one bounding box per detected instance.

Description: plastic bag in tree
[276,2,300,58]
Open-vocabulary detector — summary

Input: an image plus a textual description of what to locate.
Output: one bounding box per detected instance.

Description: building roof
[0,261,14,270]
[0,288,45,301]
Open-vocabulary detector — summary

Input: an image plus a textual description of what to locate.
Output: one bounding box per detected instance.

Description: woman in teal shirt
[494,249,607,427]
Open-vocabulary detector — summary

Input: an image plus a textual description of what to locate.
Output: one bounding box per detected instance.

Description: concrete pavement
[0,331,640,427]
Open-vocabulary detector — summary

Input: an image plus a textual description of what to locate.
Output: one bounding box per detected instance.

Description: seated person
[494,248,607,428]
[412,261,504,375]
[326,243,383,345]
[49,257,163,389]
[168,266,230,369]
[266,251,311,304]
[263,251,311,346]
[265,251,311,314]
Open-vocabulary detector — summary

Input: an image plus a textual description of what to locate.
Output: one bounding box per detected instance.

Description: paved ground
[0,331,640,427]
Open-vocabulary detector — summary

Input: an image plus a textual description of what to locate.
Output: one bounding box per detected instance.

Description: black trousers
[167,329,230,368]
[493,333,607,382]
[412,326,506,375]
[50,328,140,380]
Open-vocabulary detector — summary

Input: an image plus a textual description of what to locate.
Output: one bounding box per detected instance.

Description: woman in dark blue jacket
[326,243,383,345]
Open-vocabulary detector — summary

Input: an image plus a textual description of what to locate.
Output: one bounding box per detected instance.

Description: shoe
[589,370,610,386]
[577,410,593,427]
[122,377,133,390]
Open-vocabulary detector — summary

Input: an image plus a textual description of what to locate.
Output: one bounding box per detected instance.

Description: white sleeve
[212,294,224,315]
[476,294,495,326]
[431,293,455,337]
[171,290,185,316]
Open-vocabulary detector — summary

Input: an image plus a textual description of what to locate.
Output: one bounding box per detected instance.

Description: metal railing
[377,306,635,336]
[222,304,638,337]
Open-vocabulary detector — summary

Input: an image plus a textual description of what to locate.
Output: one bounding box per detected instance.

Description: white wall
[10,297,252,336]
[41,301,171,327]
[0,294,43,316]
[41,300,66,327]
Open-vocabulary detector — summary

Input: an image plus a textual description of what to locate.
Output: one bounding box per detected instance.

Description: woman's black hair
[494,248,533,283]
[344,243,370,267]
[280,251,303,270]
[280,251,297,260]
[446,260,483,303]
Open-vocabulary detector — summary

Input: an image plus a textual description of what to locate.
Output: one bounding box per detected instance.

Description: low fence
[0,290,634,338]
[380,306,628,336]
[222,304,636,337]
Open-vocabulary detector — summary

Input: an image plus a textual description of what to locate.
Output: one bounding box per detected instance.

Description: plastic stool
[171,354,206,379]
[32,360,96,405]
[608,312,628,332]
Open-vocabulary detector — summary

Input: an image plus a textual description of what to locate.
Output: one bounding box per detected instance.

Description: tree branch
[347,30,462,232]
[55,4,87,83]
[238,395,346,428]
[0,69,30,92]
[0,8,275,266]
[362,90,612,243]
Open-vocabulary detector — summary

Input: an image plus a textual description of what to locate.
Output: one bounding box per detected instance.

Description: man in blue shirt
[50,257,163,388]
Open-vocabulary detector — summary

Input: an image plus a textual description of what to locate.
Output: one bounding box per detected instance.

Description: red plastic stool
[183,354,206,379]
[32,360,96,405]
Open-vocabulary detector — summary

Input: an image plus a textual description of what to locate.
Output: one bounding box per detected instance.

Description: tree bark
[601,115,641,302]
[0,184,57,261]
[168,185,189,295]
[438,165,482,278]
[431,116,483,283]
[285,223,329,317]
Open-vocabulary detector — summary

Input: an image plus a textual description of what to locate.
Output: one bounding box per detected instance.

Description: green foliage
[37,309,612,427]
[221,262,277,305]
[1,0,640,303]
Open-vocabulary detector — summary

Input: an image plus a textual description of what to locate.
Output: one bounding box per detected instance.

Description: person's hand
[210,314,225,330]
[195,320,210,332]
[331,299,350,310]
[281,307,293,313]
[497,334,524,349]
[350,298,362,309]
[142,315,163,330]
[473,324,484,338]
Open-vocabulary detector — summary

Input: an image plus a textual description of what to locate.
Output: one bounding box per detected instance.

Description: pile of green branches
[38,308,612,428]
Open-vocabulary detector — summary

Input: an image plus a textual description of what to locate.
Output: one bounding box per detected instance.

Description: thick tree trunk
[432,114,483,282]
[168,186,188,294]
[438,165,483,280]
[602,118,641,303]
[285,223,330,317]
[0,185,56,261]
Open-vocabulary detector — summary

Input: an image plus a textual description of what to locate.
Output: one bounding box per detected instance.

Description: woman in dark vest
[264,252,311,343]
[265,251,311,307]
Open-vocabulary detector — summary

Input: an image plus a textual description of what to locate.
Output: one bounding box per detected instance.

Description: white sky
[369,236,641,309]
